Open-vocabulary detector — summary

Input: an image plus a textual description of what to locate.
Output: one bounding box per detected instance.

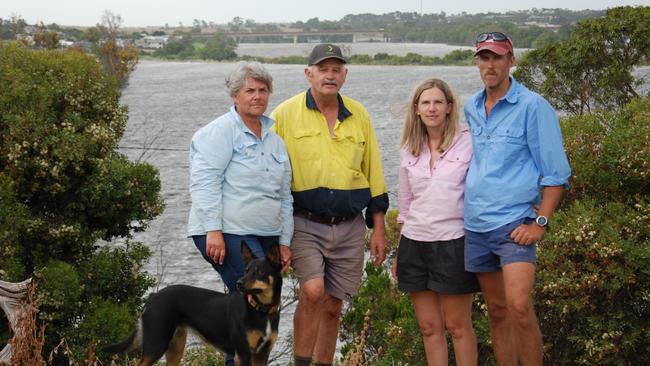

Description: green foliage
[340,262,425,364]
[560,97,649,205]
[153,34,196,59]
[0,172,28,280]
[536,199,649,365]
[181,346,226,366]
[0,42,163,363]
[199,31,237,61]
[514,6,650,114]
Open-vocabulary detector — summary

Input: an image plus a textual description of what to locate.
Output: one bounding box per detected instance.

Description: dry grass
[9,283,46,366]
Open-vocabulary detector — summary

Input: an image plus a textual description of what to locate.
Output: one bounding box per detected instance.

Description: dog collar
[247,294,280,315]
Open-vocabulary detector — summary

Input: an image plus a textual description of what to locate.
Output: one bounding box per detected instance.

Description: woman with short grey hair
[187,61,292,366]
[225,61,274,96]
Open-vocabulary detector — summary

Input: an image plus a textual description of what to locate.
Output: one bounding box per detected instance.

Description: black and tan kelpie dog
[102,241,282,366]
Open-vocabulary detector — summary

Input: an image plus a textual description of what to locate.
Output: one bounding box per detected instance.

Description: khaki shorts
[291,214,366,301]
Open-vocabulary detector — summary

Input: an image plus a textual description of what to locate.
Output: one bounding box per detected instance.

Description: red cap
[474,38,513,56]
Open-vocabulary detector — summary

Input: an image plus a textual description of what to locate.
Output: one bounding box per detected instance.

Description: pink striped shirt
[397,126,472,242]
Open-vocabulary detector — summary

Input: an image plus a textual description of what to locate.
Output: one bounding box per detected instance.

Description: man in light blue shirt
[464,32,571,366]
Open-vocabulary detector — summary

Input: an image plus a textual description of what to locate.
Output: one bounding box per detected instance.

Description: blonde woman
[392,78,479,366]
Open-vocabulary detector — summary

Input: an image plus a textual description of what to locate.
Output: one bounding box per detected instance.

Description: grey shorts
[291,214,366,301]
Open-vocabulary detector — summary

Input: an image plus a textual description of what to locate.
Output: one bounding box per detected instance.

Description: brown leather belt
[293,207,355,225]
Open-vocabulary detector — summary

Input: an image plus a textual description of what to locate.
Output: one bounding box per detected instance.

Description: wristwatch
[535,215,549,228]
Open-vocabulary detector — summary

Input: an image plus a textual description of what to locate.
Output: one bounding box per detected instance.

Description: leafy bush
[0,42,163,363]
[536,199,649,365]
[560,97,649,205]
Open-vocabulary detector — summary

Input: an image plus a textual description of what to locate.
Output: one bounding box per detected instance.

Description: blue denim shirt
[187,106,293,245]
[463,78,571,232]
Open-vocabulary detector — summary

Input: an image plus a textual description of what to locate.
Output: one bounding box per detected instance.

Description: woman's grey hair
[225,61,273,96]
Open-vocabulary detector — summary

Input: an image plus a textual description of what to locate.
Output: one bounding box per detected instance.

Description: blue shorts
[464,218,536,273]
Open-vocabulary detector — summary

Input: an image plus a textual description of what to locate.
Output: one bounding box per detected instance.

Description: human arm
[511,185,563,245]
[370,211,387,266]
[510,98,571,245]
[278,148,294,272]
[189,120,233,259]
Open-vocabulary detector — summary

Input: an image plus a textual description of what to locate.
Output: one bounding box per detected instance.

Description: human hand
[279,245,292,273]
[510,223,545,246]
[206,231,226,264]
[370,228,387,266]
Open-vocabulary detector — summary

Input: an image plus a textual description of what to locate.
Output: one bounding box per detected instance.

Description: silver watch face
[536,216,548,227]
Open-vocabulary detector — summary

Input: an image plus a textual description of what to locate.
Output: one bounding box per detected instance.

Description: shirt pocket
[232,140,258,162]
[266,152,289,189]
[496,126,526,146]
[405,158,430,193]
[440,151,471,183]
[340,133,366,171]
[292,129,321,160]
[494,126,527,166]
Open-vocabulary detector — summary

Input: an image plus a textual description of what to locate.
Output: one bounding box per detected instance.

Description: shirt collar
[475,76,521,109]
[230,105,274,139]
[305,88,353,122]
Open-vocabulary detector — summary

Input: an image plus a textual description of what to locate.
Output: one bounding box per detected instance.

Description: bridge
[195,29,389,43]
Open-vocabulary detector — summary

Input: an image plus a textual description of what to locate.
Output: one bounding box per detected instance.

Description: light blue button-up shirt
[187,106,293,245]
[463,77,571,232]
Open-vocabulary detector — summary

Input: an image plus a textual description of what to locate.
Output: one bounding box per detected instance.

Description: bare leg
[440,293,477,366]
[312,293,343,363]
[293,277,326,359]
[477,271,516,366]
[410,291,448,366]
[502,263,542,366]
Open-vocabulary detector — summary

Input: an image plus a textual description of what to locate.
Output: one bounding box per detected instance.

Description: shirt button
[261,152,265,155]
[266,168,269,171]
[487,135,491,140]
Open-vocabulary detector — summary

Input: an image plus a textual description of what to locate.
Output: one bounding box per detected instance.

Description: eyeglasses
[475,32,510,45]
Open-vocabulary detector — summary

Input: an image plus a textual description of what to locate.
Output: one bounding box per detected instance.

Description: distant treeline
[148,31,476,65]
[238,49,475,66]
[227,9,605,48]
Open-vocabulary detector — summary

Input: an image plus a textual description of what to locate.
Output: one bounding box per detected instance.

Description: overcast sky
[2,0,648,27]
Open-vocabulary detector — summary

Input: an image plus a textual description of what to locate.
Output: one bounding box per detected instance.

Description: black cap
[308,43,347,66]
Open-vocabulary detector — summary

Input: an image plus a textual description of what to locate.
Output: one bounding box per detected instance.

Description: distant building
[135,35,168,49]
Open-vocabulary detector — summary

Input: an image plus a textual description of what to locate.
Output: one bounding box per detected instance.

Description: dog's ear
[241,240,256,266]
[266,241,281,268]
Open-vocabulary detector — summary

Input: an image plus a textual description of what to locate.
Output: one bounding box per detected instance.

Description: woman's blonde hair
[400,78,459,156]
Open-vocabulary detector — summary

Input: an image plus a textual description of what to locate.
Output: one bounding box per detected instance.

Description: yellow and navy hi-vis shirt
[270,89,389,228]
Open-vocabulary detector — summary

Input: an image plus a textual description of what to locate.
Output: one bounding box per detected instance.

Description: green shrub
[536,199,649,365]
[0,42,163,363]
[561,97,649,205]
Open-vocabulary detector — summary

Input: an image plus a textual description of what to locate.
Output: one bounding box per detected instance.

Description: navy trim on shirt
[305,89,353,122]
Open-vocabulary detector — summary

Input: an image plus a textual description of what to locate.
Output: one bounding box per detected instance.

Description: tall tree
[514,6,650,114]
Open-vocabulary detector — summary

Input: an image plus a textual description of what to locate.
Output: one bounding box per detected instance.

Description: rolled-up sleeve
[527,97,572,189]
[189,123,233,232]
